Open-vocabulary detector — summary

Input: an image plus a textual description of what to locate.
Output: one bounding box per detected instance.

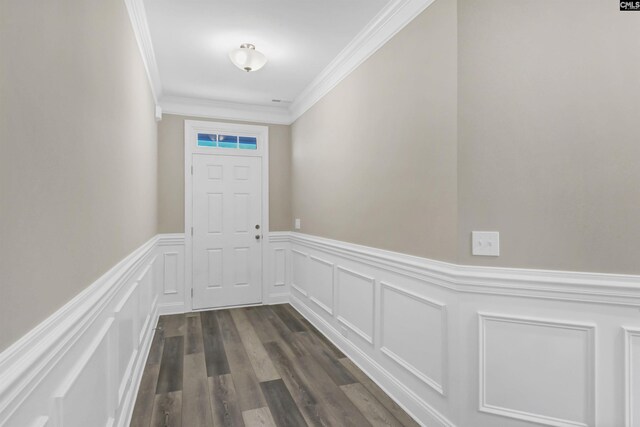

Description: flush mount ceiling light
[228,43,267,72]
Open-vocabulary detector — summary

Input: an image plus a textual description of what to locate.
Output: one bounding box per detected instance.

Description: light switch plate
[472,231,500,256]
[295,218,301,230]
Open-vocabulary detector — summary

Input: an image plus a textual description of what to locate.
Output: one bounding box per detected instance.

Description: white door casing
[185,120,269,311]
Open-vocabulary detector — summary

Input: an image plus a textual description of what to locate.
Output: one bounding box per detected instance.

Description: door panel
[192,154,262,309]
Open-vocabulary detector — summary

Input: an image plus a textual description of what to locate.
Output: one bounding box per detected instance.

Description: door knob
[255,234,261,240]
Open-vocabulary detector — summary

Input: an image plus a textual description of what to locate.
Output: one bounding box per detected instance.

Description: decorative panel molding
[113,283,140,407]
[291,249,308,297]
[273,248,286,287]
[137,264,153,345]
[163,252,179,294]
[156,235,185,315]
[380,281,447,395]
[336,266,375,345]
[478,313,596,427]
[625,328,640,427]
[52,318,115,427]
[265,234,290,305]
[308,255,335,315]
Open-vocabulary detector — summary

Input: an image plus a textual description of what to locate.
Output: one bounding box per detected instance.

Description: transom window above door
[197,133,257,150]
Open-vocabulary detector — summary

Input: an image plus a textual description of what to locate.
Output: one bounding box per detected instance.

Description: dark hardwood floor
[130,304,419,427]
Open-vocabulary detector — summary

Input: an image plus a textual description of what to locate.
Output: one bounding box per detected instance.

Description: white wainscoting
[0,232,289,427]
[275,231,640,427]
[0,234,184,427]
[4,231,640,427]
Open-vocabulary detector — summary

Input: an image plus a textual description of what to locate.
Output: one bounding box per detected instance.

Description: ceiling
[144,0,391,109]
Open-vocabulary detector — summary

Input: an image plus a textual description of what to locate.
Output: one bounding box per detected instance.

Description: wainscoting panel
[274,249,286,287]
[114,283,139,408]
[478,313,595,427]
[0,235,184,427]
[381,281,447,396]
[156,235,185,315]
[52,318,115,427]
[336,266,376,345]
[137,264,154,345]
[291,249,308,297]
[284,232,640,427]
[308,255,334,315]
[162,252,179,295]
[265,233,290,304]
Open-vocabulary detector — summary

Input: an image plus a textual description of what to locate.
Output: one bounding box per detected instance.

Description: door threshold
[190,301,265,313]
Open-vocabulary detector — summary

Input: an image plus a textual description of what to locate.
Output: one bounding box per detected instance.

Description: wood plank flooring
[131,304,419,427]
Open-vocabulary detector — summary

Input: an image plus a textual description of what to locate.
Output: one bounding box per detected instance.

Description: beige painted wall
[291,0,640,274]
[0,0,158,351]
[157,114,292,233]
[457,0,640,273]
[291,0,458,261]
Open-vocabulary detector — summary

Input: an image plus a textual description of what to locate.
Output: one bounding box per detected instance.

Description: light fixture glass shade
[228,43,267,72]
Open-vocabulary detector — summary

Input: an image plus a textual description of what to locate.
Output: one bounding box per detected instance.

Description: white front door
[192,154,262,309]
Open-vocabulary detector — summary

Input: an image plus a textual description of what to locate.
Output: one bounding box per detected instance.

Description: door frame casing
[184,119,270,311]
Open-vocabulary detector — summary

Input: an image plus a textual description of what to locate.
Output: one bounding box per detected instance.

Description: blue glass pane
[218,135,238,148]
[239,136,257,150]
[197,133,217,147]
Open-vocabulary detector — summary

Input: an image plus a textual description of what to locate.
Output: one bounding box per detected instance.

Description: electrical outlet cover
[472,231,500,256]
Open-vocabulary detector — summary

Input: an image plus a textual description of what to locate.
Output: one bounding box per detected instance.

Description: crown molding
[124,0,163,104]
[161,95,292,125]
[287,0,436,122]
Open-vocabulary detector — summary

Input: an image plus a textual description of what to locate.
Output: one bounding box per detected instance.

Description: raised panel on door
[192,154,262,309]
